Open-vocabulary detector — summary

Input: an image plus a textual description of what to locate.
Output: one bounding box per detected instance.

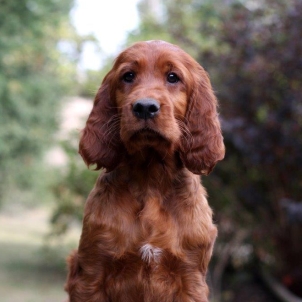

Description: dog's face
[79,41,225,174]
[113,41,189,153]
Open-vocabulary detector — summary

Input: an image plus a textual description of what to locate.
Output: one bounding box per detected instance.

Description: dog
[65,40,225,302]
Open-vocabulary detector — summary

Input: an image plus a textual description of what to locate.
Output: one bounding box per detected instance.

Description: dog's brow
[116,61,139,74]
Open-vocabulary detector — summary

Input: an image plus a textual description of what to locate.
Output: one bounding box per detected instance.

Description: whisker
[101,114,121,146]
[176,118,193,150]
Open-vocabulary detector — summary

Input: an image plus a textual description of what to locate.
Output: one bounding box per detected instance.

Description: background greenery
[0,0,301,301]
[0,0,84,300]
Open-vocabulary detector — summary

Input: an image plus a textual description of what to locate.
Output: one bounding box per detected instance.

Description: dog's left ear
[180,65,225,175]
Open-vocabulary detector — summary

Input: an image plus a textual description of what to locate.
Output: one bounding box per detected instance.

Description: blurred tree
[79,57,113,99]
[0,0,79,204]
[208,1,302,297]
[50,136,97,236]
[128,0,302,297]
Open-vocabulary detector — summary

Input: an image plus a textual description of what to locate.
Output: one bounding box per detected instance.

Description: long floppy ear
[180,65,225,175]
[79,72,124,171]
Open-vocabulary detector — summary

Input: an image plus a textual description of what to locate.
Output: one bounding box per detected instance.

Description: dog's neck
[129,146,181,172]
[106,148,187,197]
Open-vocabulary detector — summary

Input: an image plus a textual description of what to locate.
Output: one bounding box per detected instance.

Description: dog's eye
[123,72,136,83]
[167,72,179,84]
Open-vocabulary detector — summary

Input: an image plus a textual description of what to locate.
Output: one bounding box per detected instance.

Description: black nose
[132,98,160,120]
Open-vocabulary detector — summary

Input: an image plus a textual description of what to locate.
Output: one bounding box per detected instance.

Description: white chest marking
[140,244,162,264]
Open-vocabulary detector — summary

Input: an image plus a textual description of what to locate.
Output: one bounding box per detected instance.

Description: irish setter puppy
[65,40,225,302]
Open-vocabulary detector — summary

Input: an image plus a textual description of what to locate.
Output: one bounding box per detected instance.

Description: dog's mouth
[124,126,175,155]
[131,128,166,142]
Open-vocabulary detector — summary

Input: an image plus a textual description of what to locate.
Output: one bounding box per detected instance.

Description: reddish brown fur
[65,41,225,302]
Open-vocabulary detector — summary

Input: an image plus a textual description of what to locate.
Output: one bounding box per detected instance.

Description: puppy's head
[79,40,224,174]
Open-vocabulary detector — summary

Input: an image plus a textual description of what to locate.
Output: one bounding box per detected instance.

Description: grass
[0,205,80,302]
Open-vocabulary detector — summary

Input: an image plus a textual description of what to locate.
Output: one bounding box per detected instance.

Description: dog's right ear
[79,72,123,171]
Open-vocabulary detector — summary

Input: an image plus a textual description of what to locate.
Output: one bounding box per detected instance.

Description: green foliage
[50,136,98,236]
[127,0,227,58]
[0,0,77,204]
[79,58,114,98]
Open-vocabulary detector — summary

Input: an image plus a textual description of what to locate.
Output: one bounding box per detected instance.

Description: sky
[71,0,140,70]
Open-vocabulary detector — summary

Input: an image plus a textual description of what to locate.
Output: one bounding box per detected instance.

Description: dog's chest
[139,243,162,264]
[87,175,208,263]
[132,192,181,264]
[126,201,174,267]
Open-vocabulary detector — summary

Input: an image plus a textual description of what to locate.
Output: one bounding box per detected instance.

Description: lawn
[0,205,80,302]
